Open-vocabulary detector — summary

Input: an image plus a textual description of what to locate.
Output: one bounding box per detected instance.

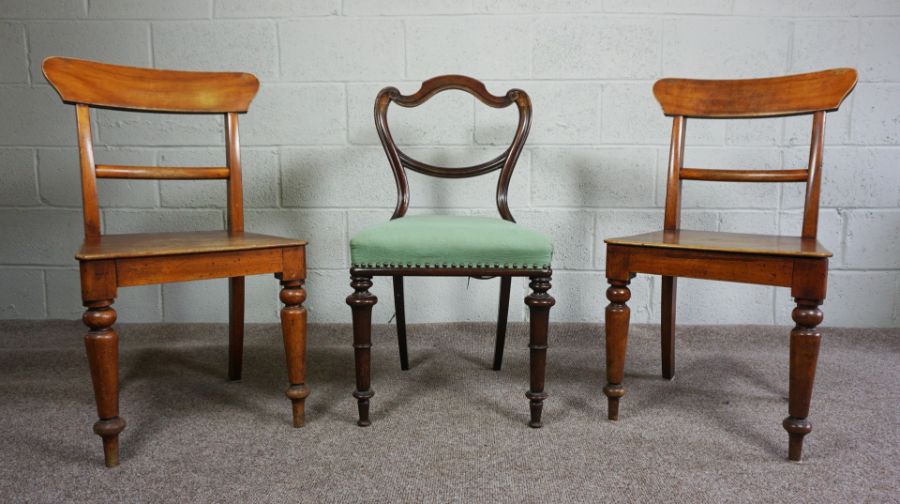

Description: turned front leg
[280,279,309,427]
[603,280,631,421]
[525,276,555,428]
[783,299,823,461]
[347,276,377,426]
[83,301,126,468]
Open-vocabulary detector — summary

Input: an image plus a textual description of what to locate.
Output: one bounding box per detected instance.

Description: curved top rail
[43,56,259,113]
[653,68,857,118]
[387,74,517,109]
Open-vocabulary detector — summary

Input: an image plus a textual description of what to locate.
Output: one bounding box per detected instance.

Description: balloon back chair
[346,75,555,428]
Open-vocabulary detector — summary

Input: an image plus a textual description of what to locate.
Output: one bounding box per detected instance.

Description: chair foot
[353,389,374,427]
[783,416,812,461]
[93,417,126,468]
[286,384,310,428]
[604,280,631,422]
[525,390,548,428]
[348,275,377,427]
[603,384,624,421]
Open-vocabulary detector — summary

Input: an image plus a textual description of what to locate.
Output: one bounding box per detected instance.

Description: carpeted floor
[0,320,897,503]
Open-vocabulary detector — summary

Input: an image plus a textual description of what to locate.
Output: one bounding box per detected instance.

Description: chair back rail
[653,68,856,118]
[374,75,531,221]
[42,57,258,240]
[42,57,258,113]
[657,69,857,239]
[679,168,809,183]
[94,165,230,180]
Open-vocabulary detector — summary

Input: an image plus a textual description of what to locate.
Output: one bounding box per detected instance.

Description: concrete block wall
[1,0,898,328]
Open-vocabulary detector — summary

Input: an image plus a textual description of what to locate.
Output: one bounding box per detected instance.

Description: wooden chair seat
[605,229,831,258]
[77,231,306,260]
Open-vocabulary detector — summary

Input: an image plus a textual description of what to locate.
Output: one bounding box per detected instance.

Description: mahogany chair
[602,68,857,461]
[42,57,310,467]
[346,75,555,428]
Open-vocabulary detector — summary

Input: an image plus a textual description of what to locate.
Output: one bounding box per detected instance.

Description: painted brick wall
[1,0,898,328]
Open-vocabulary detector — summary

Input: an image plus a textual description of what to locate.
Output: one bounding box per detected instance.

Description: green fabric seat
[350,215,553,270]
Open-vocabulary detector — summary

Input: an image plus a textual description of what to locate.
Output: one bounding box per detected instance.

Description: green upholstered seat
[350,215,553,270]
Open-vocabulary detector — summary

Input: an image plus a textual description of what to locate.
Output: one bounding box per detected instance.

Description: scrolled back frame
[374,75,532,222]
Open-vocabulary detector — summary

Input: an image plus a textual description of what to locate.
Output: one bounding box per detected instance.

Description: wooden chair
[42,57,310,467]
[346,75,555,428]
[602,68,857,461]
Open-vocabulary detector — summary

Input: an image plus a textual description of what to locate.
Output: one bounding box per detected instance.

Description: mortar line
[40,269,49,318]
[22,22,33,86]
[31,148,42,205]
[148,21,154,66]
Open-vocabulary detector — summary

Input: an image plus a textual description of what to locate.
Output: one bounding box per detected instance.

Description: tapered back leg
[228,276,245,381]
[392,275,409,370]
[493,276,512,370]
[660,276,676,380]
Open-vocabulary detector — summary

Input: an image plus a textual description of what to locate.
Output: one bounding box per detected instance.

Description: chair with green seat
[346,75,555,428]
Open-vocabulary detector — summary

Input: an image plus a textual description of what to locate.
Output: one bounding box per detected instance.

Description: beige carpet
[0,320,897,503]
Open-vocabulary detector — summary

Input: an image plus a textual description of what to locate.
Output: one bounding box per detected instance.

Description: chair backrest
[42,56,260,241]
[374,75,531,222]
[653,68,857,240]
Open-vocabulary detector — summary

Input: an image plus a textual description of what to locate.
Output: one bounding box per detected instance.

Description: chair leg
[493,276,512,371]
[280,279,309,428]
[524,276,554,428]
[661,275,676,380]
[783,299,823,461]
[347,275,377,427]
[392,275,409,371]
[83,300,126,468]
[603,279,631,421]
[228,276,245,381]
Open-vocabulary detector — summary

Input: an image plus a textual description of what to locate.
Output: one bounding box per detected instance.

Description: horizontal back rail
[654,68,857,118]
[43,57,259,113]
[396,148,510,178]
[680,168,809,183]
[95,165,230,180]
